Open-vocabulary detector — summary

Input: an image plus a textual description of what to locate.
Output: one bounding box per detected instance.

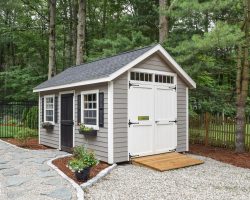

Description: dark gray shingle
[35,45,156,90]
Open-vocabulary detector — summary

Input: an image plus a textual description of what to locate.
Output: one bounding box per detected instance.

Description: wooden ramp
[132,152,204,172]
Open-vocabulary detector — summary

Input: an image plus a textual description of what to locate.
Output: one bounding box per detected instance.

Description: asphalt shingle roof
[34,45,156,90]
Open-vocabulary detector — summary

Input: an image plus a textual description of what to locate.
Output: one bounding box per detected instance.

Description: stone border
[0,139,30,151]
[81,164,117,189]
[47,155,84,200]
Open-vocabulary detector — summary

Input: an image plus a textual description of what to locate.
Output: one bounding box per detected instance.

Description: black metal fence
[0,101,38,138]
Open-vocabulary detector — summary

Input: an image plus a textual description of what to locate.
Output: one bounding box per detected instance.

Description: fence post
[205,112,209,146]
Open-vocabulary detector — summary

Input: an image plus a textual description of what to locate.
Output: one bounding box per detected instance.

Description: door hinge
[170,85,176,91]
[169,120,178,123]
[129,81,139,89]
[128,119,139,127]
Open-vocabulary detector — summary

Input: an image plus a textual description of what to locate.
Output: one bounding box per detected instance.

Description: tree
[159,0,168,44]
[235,0,250,152]
[76,0,86,65]
[48,0,56,79]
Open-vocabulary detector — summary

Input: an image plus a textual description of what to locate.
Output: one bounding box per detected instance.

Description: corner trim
[108,81,114,164]
[186,87,189,151]
[38,93,41,144]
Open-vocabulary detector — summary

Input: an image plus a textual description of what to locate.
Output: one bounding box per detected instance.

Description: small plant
[42,122,54,130]
[14,127,37,146]
[68,146,99,181]
[79,123,94,132]
[7,119,18,125]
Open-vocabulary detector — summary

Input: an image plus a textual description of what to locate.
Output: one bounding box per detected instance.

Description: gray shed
[34,44,196,164]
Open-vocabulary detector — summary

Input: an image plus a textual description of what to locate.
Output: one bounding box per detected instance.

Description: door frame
[59,90,75,150]
[127,69,177,159]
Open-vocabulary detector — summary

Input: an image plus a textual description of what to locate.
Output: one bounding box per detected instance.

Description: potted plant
[68,146,99,181]
[41,122,54,130]
[78,123,97,136]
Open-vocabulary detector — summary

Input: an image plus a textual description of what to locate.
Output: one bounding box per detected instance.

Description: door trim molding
[186,87,189,151]
[59,90,75,150]
[108,81,114,164]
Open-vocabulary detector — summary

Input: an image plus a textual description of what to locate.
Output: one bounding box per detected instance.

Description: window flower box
[78,123,97,136]
[42,122,54,130]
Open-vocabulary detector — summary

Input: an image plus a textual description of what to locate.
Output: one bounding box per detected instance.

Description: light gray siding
[74,83,109,163]
[39,91,60,149]
[39,83,109,163]
[112,53,188,162]
[113,73,128,163]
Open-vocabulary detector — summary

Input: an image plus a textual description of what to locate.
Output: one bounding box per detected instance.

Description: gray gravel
[85,155,250,200]
[0,140,77,200]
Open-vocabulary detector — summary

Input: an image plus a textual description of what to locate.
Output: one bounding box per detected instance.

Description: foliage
[68,146,99,172]
[41,122,54,129]
[23,106,38,129]
[13,127,37,146]
[79,123,94,132]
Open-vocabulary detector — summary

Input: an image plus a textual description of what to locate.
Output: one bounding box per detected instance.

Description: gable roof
[34,44,196,92]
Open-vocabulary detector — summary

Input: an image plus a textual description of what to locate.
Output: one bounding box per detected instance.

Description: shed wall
[113,53,188,162]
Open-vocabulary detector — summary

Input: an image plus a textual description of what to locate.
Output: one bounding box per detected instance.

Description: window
[82,91,99,129]
[155,74,174,84]
[130,72,152,82]
[44,96,54,123]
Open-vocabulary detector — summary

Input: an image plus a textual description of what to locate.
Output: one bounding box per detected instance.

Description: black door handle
[128,119,139,127]
[169,120,178,123]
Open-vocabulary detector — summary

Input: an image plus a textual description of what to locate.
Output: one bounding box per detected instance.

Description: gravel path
[0,140,77,200]
[85,155,250,200]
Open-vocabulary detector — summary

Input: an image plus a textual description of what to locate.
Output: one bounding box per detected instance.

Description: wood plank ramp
[132,152,204,172]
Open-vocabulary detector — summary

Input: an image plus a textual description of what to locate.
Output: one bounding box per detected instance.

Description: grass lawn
[0,125,38,138]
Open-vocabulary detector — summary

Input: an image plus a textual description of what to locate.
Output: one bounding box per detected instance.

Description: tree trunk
[235,0,250,153]
[48,0,56,79]
[76,0,86,65]
[159,0,169,44]
[72,0,78,65]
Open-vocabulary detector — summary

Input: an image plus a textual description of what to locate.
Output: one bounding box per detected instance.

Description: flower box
[41,122,54,130]
[79,129,97,136]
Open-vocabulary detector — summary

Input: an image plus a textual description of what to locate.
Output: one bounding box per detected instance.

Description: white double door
[128,82,177,156]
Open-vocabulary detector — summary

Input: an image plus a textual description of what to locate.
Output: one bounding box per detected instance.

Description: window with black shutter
[77,95,81,124]
[99,92,104,127]
[41,97,44,122]
[54,96,58,123]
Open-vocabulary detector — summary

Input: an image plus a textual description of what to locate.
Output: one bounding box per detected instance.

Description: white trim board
[33,44,196,93]
[186,87,189,151]
[107,81,114,164]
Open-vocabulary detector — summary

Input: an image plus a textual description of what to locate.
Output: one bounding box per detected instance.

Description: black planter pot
[79,129,97,136]
[75,167,91,181]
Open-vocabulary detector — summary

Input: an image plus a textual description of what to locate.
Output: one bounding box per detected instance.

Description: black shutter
[99,92,104,127]
[41,97,44,122]
[54,96,58,123]
[77,95,81,124]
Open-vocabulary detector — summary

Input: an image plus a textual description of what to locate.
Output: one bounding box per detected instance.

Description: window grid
[130,72,174,84]
[83,93,97,126]
[155,74,174,84]
[45,97,54,122]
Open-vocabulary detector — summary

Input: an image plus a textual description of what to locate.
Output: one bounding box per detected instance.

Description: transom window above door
[44,95,54,123]
[130,70,175,84]
[81,90,99,129]
[130,72,153,82]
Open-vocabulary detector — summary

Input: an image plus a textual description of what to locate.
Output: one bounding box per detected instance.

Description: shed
[33,44,196,164]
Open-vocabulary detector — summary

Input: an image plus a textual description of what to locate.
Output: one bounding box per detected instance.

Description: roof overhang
[33,44,196,93]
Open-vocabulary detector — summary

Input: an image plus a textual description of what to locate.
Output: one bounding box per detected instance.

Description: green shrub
[23,107,38,129]
[7,119,18,125]
[68,146,99,172]
[14,127,37,146]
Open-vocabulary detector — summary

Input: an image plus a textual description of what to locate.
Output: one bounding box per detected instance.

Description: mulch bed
[1,138,51,150]
[52,156,109,184]
[189,144,250,169]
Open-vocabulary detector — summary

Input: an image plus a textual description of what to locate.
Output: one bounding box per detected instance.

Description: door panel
[128,83,154,156]
[61,93,74,152]
[154,86,177,153]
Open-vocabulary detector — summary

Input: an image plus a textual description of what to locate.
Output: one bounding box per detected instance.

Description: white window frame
[44,95,55,124]
[81,90,99,130]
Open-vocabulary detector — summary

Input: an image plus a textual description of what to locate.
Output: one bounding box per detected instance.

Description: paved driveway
[0,140,77,200]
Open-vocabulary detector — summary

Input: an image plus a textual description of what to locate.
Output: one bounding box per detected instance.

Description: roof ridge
[69,43,157,69]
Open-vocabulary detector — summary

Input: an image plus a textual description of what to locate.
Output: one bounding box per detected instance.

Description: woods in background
[0,0,249,146]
